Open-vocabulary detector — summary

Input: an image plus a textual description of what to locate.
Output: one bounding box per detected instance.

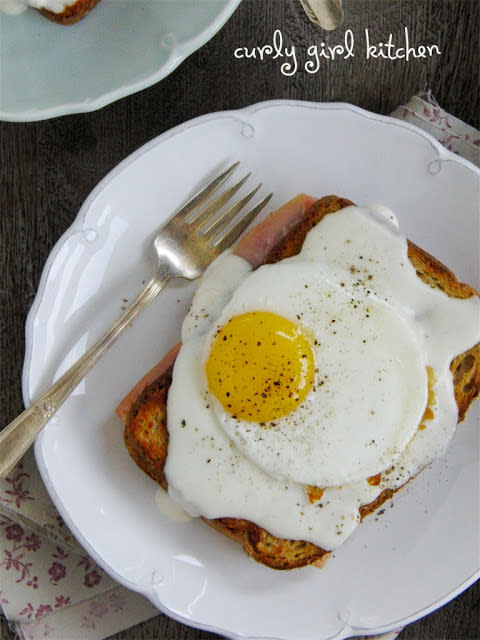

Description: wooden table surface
[1,1,479,639]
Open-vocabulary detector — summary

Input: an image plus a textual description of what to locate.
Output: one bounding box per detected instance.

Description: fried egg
[165,205,480,551]
[203,264,428,487]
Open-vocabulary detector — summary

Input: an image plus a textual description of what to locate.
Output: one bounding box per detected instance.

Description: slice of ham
[233,193,317,267]
[115,193,316,422]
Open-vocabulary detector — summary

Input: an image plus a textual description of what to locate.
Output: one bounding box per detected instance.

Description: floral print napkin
[391,92,480,166]
[0,451,158,640]
[1,95,478,640]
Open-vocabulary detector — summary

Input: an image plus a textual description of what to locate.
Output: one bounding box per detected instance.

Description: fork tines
[182,162,272,249]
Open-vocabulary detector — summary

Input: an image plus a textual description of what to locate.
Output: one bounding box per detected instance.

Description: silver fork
[0,162,272,478]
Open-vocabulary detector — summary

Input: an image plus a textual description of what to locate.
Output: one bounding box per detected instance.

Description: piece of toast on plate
[118,195,480,570]
[38,0,100,24]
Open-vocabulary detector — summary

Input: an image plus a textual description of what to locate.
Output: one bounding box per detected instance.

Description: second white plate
[0,0,242,121]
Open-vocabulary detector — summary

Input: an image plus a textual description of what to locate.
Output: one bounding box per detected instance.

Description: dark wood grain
[1,1,479,639]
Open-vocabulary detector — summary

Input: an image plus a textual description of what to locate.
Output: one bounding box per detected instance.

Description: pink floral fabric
[0,451,158,640]
[391,94,480,167]
[1,96,478,640]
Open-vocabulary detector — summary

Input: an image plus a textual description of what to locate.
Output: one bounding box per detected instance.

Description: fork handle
[0,271,170,478]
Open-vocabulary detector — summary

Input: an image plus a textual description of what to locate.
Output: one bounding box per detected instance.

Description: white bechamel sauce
[155,487,192,523]
[182,250,251,342]
[165,206,480,551]
[0,0,75,14]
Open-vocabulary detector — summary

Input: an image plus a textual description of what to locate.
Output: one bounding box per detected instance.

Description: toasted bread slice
[121,196,480,569]
[38,0,100,24]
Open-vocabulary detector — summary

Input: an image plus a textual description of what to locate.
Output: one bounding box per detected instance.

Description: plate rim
[0,0,243,122]
[26,99,480,640]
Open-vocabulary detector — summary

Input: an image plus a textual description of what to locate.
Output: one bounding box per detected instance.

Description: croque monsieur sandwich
[117,194,480,570]
[0,0,100,23]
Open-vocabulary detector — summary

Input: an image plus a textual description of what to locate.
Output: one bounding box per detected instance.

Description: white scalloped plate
[26,101,479,640]
[0,0,242,121]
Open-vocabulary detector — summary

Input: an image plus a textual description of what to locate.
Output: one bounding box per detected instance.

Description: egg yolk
[205,311,315,422]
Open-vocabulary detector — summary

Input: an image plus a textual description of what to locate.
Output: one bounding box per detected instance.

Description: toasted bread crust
[124,369,172,490]
[123,196,480,569]
[39,0,100,24]
[260,195,354,264]
[203,517,331,569]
